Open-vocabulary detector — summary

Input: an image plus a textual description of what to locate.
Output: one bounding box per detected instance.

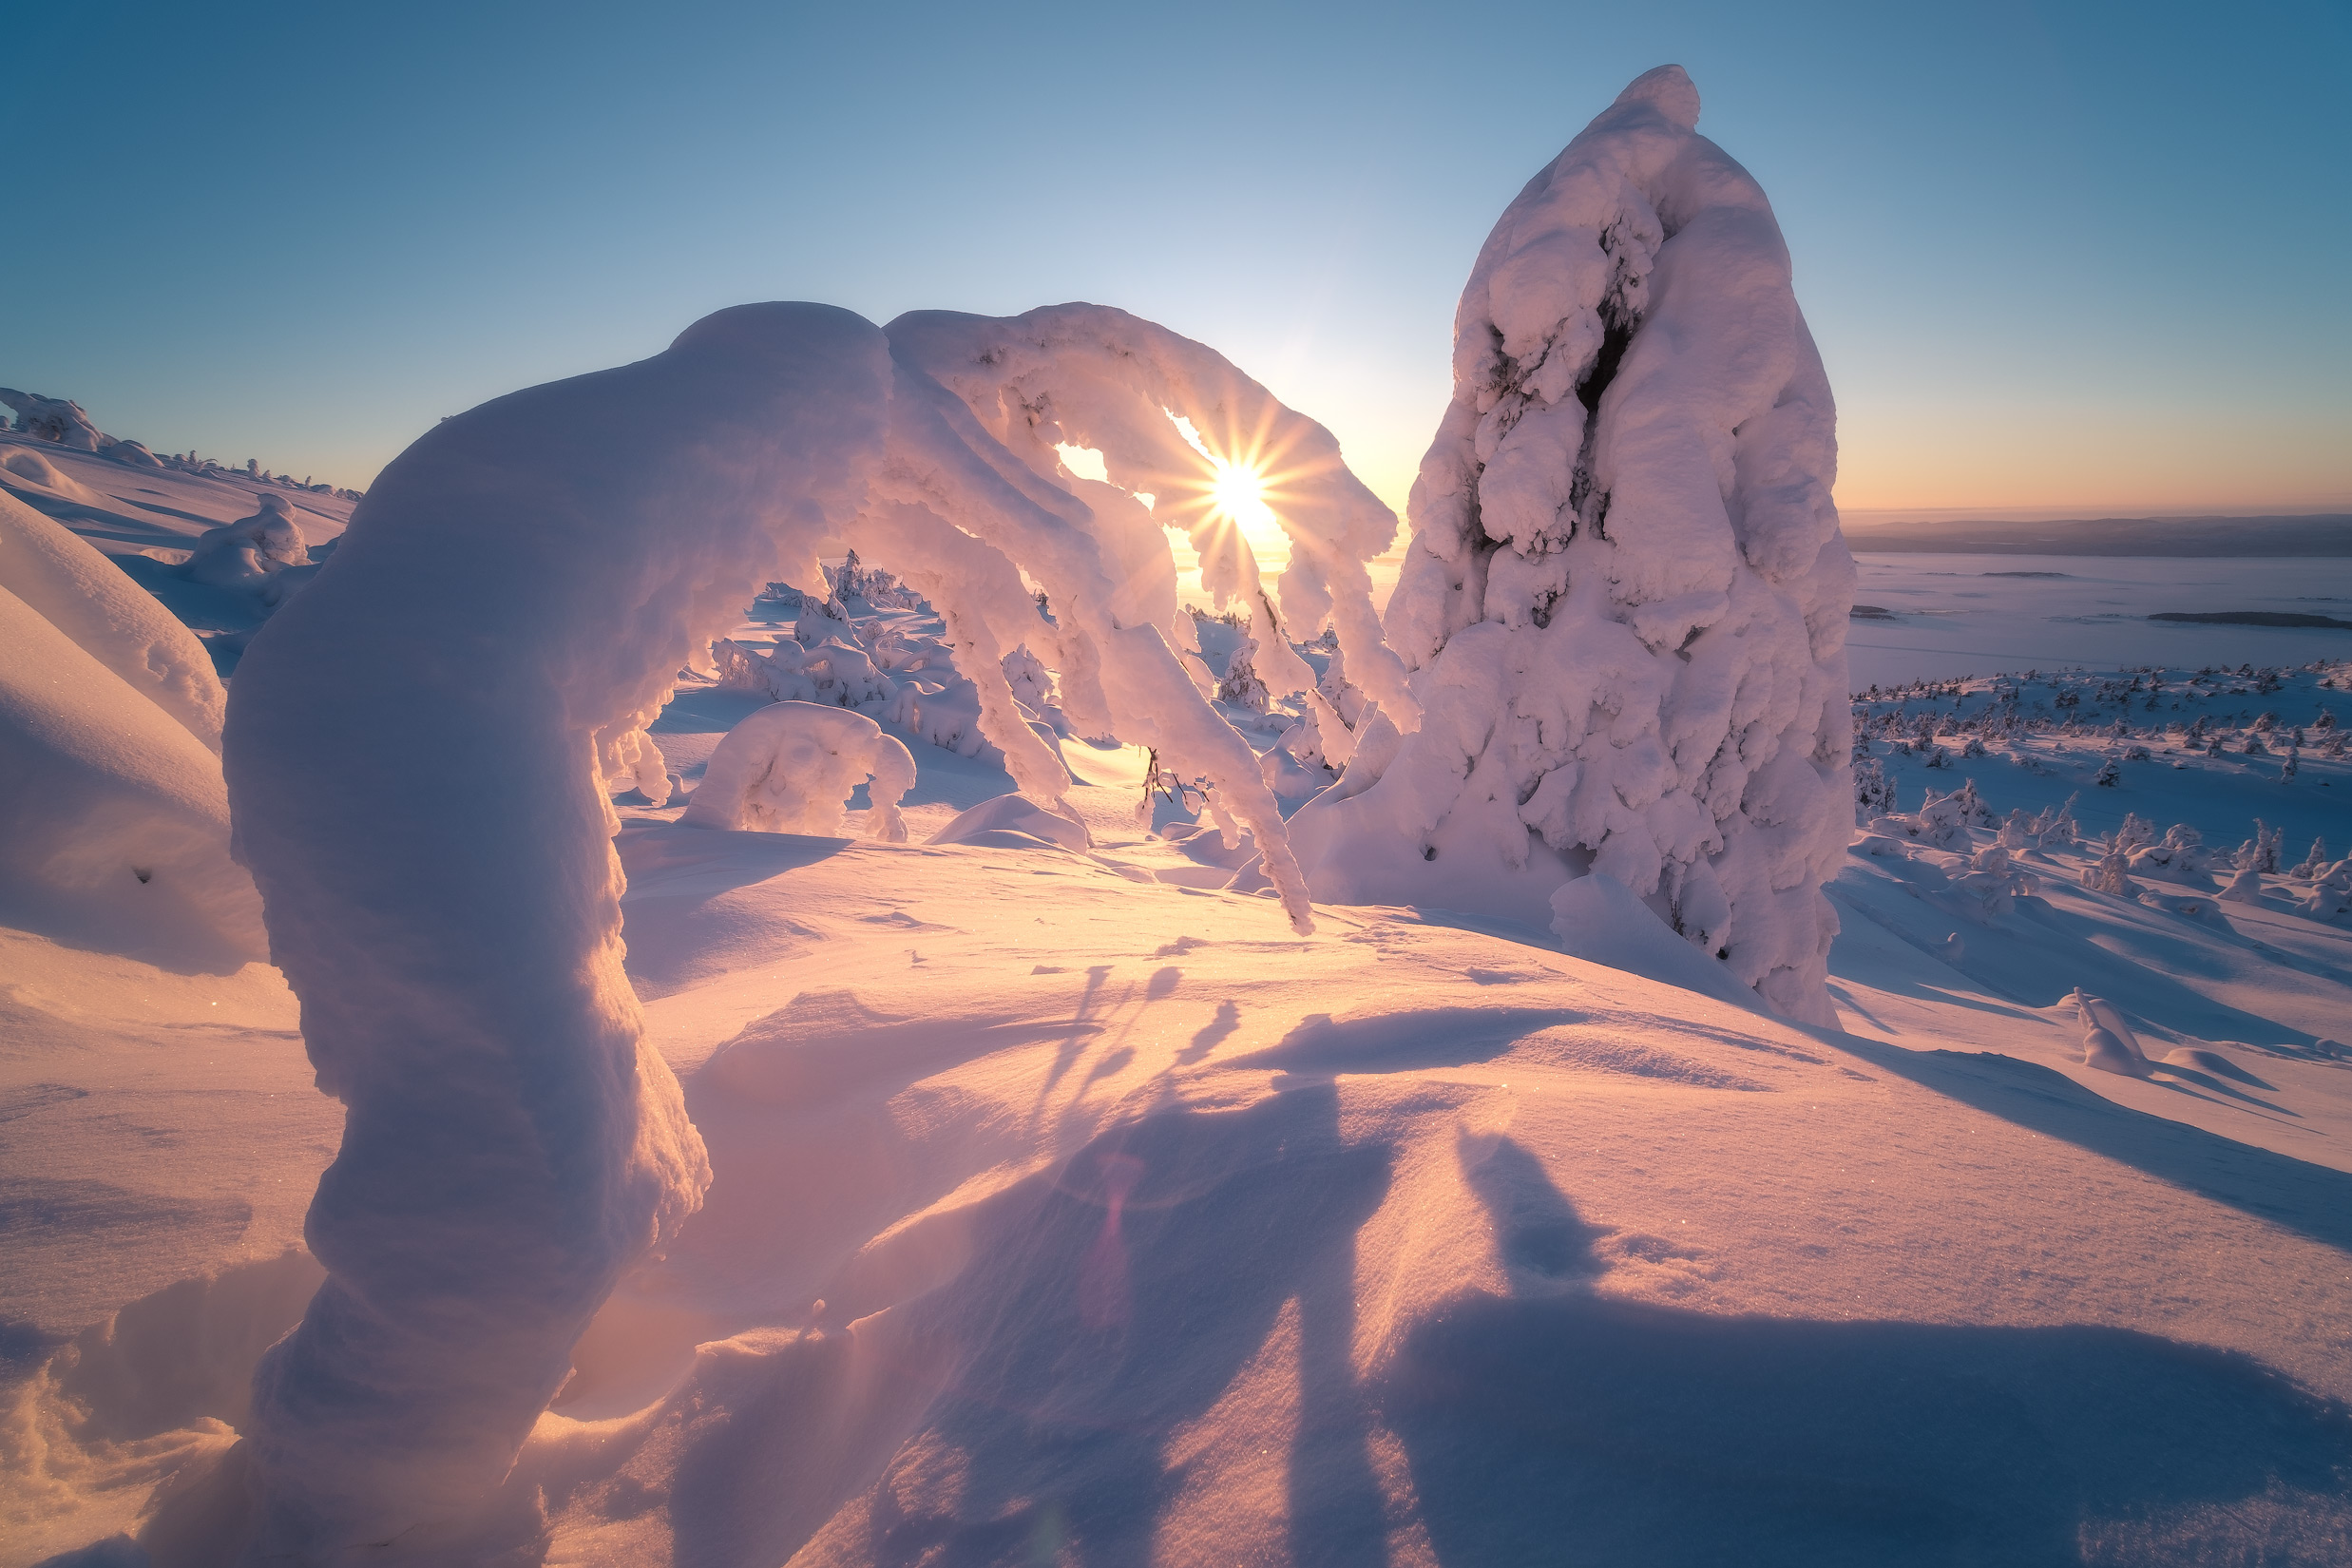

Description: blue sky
[4,0,2346,515]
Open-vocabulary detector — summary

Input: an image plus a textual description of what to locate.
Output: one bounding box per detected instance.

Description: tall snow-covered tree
[1289,66,1854,1023]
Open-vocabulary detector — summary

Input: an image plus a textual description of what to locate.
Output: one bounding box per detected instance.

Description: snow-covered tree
[1216,631,1272,711]
[222,300,1404,1554]
[1287,66,1853,1023]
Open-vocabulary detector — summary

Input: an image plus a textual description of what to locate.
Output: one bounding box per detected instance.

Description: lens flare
[1209,457,1276,534]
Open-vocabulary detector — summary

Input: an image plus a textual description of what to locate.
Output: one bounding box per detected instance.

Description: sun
[1209,456,1273,529]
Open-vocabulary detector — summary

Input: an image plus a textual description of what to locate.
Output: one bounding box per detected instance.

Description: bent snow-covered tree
[1289,66,1854,1023]
[223,300,1399,1556]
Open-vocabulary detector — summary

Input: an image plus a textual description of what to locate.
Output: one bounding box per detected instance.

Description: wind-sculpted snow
[1290,66,1853,1023]
[218,299,1388,1555]
[0,488,227,747]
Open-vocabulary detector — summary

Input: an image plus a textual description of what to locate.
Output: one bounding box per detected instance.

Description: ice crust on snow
[680,699,916,840]
[1289,66,1853,1023]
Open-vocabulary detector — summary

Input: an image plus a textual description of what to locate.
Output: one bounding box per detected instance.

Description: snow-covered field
[8,439,2350,1561]
[7,65,2352,1568]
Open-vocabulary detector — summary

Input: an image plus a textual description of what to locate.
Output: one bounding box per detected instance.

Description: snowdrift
[0,489,227,747]
[0,490,259,966]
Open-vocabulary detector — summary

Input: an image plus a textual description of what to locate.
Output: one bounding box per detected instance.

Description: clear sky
[4,0,2346,518]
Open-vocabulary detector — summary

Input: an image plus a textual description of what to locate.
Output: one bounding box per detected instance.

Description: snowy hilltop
[1290,66,1853,1025]
[5,65,2352,1568]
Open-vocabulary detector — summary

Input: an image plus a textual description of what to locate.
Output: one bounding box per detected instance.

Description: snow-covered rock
[1288,66,1852,1023]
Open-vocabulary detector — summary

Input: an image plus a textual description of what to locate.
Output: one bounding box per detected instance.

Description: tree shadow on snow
[665,1084,1396,1567]
[660,1080,2352,1567]
[1397,1135,2352,1568]
[1830,1037,2352,1255]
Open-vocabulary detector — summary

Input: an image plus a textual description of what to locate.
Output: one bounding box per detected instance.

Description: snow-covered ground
[6,426,2350,1561]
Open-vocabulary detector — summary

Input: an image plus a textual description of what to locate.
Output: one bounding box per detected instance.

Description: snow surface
[8,692,2351,1562]
[1294,65,1852,1028]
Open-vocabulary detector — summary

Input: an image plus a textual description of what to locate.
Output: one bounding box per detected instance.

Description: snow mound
[105,437,165,468]
[1,441,103,503]
[1549,870,1758,1009]
[0,488,227,747]
[0,581,264,966]
[682,700,916,840]
[2075,990,2152,1077]
[928,791,1095,851]
[2161,1045,2272,1086]
[1289,65,1852,1025]
[182,492,309,593]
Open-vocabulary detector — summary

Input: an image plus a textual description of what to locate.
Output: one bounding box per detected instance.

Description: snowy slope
[8,776,2349,1565]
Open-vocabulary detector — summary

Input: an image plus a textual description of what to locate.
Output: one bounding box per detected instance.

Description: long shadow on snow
[670,1080,2352,1567]
[668,1084,1394,1567]
[1397,1134,2352,1568]
[1829,1035,2352,1253]
[1836,870,2333,1050]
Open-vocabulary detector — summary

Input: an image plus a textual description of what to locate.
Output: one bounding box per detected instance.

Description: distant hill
[1842,513,2352,557]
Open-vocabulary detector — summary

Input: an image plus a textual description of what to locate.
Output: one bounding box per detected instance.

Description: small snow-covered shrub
[2234,819,2284,873]
[681,700,915,840]
[714,634,892,709]
[1912,788,1973,852]
[1215,632,1271,712]
[2082,848,2135,898]
[883,674,996,760]
[2218,864,2265,905]
[1854,756,1896,819]
[2290,838,2329,880]
[182,494,307,590]
[1002,643,1057,711]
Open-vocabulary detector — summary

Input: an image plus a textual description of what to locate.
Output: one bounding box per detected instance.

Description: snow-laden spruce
[1289,66,1854,1023]
[222,300,1398,1556]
